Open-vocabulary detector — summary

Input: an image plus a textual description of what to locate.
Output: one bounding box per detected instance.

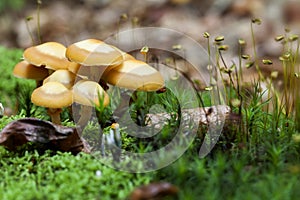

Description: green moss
[0,148,152,200]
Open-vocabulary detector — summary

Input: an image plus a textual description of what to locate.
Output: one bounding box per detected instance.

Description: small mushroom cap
[23,42,70,70]
[66,39,124,66]
[102,59,165,91]
[13,60,49,80]
[73,80,109,107]
[31,82,73,108]
[43,69,76,89]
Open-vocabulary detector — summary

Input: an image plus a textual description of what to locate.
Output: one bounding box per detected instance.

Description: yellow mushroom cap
[43,69,76,89]
[23,42,71,70]
[13,60,49,80]
[73,80,109,107]
[67,61,89,79]
[66,39,124,66]
[121,52,136,61]
[102,59,165,91]
[31,82,73,108]
[67,61,81,74]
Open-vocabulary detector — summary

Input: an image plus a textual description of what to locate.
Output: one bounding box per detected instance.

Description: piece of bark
[129,182,179,200]
[146,105,242,140]
[146,105,231,130]
[0,118,88,154]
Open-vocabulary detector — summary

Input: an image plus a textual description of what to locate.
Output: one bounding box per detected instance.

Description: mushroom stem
[47,108,62,125]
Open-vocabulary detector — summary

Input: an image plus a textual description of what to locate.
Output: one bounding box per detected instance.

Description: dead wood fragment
[146,105,241,147]
[146,105,231,130]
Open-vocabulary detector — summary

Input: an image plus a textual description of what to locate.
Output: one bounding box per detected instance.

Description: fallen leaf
[0,118,88,154]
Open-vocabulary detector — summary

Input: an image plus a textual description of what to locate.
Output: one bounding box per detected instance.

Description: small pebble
[95,170,102,177]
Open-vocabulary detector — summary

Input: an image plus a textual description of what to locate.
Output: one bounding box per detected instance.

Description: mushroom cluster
[13,39,165,126]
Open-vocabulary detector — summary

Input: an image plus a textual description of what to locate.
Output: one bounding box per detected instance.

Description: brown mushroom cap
[23,42,70,70]
[73,80,109,107]
[31,82,73,108]
[102,59,165,91]
[66,39,124,66]
[13,60,49,80]
[43,69,76,89]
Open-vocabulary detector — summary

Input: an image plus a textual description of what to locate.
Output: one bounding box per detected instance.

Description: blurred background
[0,0,299,52]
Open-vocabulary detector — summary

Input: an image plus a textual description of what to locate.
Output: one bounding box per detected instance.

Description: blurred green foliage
[0,47,22,106]
[0,0,25,13]
[0,46,36,113]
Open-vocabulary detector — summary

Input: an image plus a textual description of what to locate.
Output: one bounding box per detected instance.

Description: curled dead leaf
[0,118,89,154]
